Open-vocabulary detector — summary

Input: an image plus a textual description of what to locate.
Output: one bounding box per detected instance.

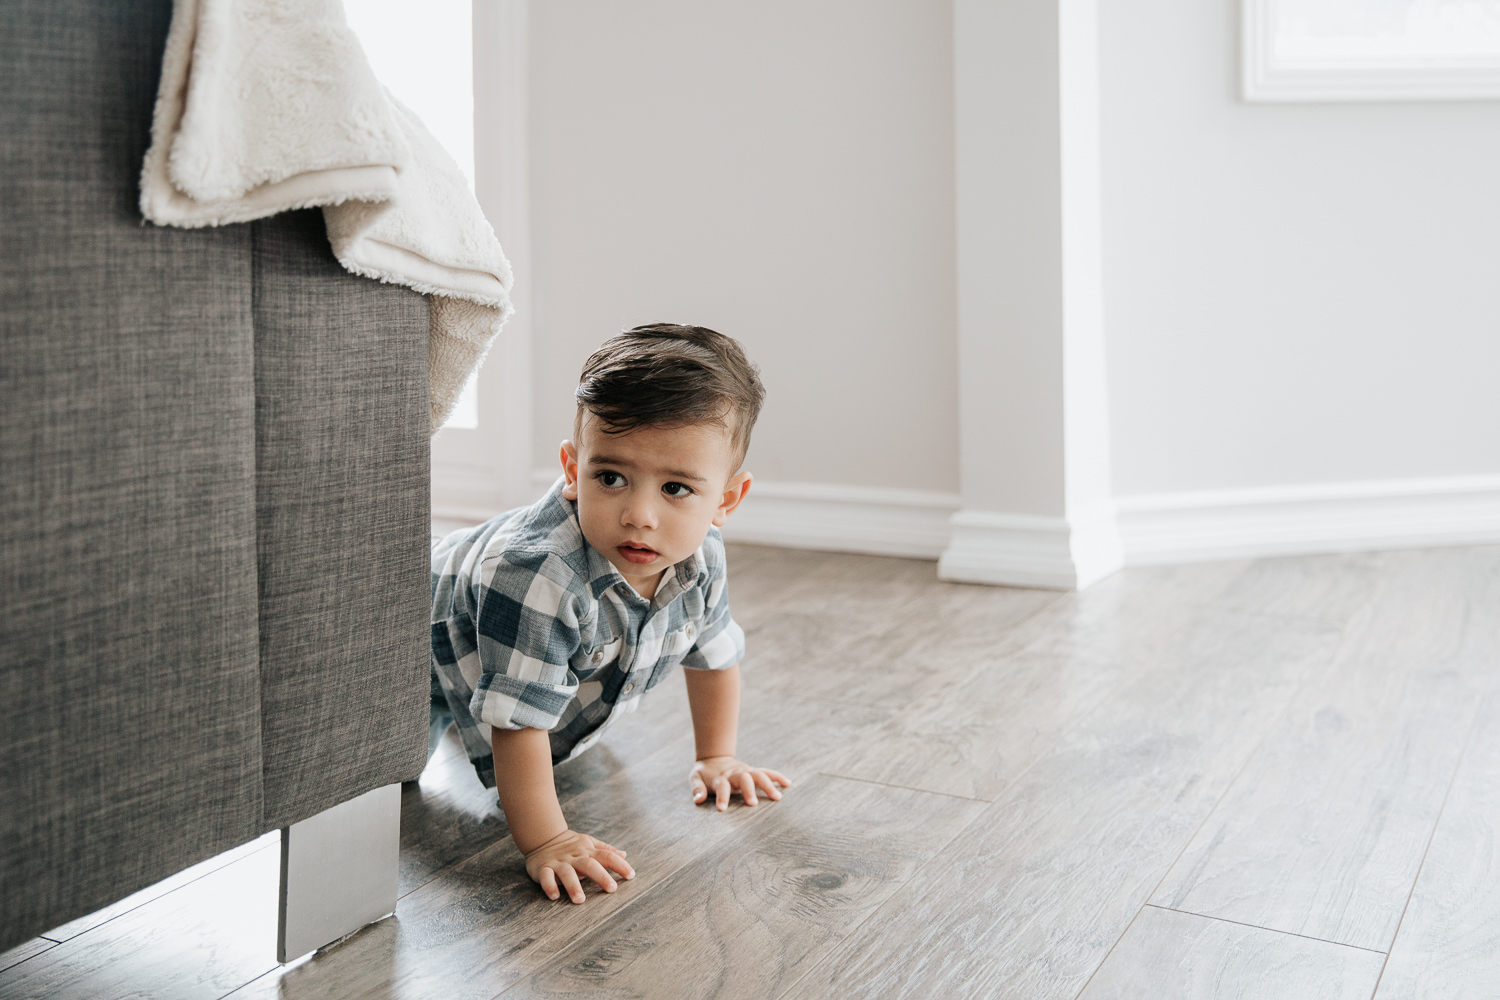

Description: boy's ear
[712,472,752,527]
[560,440,579,500]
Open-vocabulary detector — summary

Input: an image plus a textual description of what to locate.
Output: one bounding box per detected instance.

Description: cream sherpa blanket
[139,0,512,433]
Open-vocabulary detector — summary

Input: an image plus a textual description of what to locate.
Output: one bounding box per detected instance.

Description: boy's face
[561,416,751,598]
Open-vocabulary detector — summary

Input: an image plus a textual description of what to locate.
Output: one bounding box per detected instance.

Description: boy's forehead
[577,416,736,476]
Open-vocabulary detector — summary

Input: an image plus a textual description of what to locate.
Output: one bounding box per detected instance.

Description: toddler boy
[429,323,788,904]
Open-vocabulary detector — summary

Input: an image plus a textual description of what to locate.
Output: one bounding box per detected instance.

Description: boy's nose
[622,493,658,529]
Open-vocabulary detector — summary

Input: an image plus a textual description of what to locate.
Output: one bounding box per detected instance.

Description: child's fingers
[557,865,586,904]
[598,848,635,880]
[714,775,730,811]
[752,770,784,801]
[763,769,792,788]
[539,866,561,901]
[589,837,626,857]
[690,773,708,803]
[579,858,618,894]
[735,771,759,806]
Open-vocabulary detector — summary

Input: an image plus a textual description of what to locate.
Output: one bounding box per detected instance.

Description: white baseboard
[937,507,1124,590]
[718,481,960,560]
[430,464,508,525]
[1117,475,1500,565]
[447,471,1500,583]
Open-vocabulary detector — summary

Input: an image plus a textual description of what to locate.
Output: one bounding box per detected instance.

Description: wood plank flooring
[1077,906,1386,1000]
[1150,548,1500,953]
[1,543,1496,1000]
[1374,678,1500,999]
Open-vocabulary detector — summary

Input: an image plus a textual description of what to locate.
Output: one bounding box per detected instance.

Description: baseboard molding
[937,507,1124,590]
[430,464,508,525]
[718,481,960,560]
[1117,475,1500,565]
[452,471,1500,581]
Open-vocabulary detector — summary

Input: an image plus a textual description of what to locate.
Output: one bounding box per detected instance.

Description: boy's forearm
[491,726,568,854]
[683,664,741,760]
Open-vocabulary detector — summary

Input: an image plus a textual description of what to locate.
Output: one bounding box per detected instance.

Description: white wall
[1101,0,1500,498]
[526,0,959,493]
[440,0,1500,577]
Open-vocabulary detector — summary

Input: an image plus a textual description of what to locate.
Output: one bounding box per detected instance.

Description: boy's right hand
[523,829,634,904]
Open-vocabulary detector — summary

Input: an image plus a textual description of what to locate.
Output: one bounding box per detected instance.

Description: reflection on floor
[3,543,1498,1000]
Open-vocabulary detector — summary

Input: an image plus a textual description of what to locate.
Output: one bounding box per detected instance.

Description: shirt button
[591,650,603,663]
[623,683,634,694]
[685,624,696,639]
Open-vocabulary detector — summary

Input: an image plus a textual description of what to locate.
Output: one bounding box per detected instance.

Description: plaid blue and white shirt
[430,478,744,786]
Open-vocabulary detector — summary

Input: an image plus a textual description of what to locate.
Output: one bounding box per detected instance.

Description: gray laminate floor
[3,543,1498,1000]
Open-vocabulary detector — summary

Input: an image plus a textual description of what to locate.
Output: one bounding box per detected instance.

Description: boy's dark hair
[575,323,765,471]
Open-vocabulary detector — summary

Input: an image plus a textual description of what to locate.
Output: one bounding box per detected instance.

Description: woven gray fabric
[0,0,265,950]
[253,211,431,829]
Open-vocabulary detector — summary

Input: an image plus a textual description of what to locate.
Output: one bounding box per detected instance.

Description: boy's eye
[597,471,625,488]
[662,481,694,498]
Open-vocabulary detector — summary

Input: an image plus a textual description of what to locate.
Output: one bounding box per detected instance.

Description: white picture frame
[1244,0,1500,102]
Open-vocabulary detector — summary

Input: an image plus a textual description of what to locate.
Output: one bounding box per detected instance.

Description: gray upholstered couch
[1,0,431,953]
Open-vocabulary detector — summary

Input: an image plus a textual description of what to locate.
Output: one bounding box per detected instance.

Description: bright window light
[1246,0,1500,100]
[448,372,480,430]
[344,0,474,187]
[344,0,479,429]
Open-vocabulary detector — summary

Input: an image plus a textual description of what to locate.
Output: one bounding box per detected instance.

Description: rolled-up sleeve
[680,552,744,672]
[469,551,586,730]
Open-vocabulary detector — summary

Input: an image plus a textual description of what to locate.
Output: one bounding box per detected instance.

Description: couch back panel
[0,0,266,946]
[0,1,432,950]
[252,210,430,830]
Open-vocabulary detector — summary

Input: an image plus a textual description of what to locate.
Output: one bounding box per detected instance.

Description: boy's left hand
[690,756,790,811]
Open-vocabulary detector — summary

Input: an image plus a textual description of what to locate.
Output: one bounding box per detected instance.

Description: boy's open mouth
[618,542,658,565]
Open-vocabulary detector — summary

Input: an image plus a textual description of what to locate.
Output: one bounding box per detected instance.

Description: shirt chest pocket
[573,636,623,678]
[643,621,699,692]
[662,621,699,661]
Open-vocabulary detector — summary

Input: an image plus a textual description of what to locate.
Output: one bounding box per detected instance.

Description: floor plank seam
[762,601,1335,1000]
[1042,626,1345,998]
[1069,900,1155,1000]
[1143,904,1389,956]
[30,838,285,957]
[1367,676,1491,998]
[812,769,990,802]
[1127,622,1338,919]
[215,961,284,1000]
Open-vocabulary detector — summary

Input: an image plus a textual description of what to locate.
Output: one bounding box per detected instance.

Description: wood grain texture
[229,695,887,1000]
[500,774,984,1000]
[1152,547,1500,951]
[399,733,511,896]
[1376,680,1500,1000]
[399,679,696,896]
[231,740,769,1000]
[1077,905,1385,1000]
[730,544,1062,714]
[24,545,1498,1000]
[820,563,1267,801]
[778,607,1344,1000]
[0,841,281,1000]
[0,939,56,977]
[1207,550,1388,629]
